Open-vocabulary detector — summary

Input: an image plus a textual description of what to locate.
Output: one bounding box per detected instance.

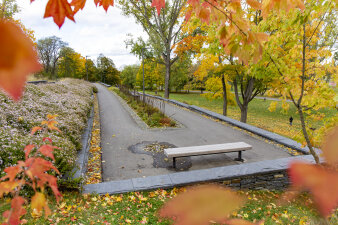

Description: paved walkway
[95,84,291,181]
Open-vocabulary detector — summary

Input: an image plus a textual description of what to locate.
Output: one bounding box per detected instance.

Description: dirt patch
[128,141,192,171]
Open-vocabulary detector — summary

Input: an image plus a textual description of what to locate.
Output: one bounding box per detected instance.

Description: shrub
[0,79,94,179]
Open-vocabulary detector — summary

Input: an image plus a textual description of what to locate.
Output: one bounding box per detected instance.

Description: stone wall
[220,171,289,190]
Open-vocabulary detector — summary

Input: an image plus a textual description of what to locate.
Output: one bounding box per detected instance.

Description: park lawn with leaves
[0,189,336,224]
[147,91,337,143]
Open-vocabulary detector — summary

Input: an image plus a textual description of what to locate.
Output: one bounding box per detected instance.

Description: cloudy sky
[15,0,147,69]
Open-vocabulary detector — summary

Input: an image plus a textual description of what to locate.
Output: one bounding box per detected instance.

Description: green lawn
[146,91,337,142]
[1,189,336,224]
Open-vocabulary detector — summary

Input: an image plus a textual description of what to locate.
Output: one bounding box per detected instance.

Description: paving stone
[132,175,173,190]
[83,179,134,194]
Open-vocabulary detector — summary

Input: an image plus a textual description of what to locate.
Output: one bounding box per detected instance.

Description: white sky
[15,0,147,69]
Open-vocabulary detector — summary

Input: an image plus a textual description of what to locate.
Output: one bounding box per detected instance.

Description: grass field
[1,189,336,224]
[146,91,337,142]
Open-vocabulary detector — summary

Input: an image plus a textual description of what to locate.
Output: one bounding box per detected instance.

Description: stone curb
[71,101,95,182]
[83,155,315,195]
[142,93,320,155]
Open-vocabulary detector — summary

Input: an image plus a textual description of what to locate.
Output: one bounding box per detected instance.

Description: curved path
[95,84,291,181]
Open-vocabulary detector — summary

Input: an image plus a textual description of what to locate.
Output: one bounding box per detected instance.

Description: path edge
[141,93,319,155]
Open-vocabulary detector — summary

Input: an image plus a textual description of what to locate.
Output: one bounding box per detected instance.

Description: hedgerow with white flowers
[0,79,94,177]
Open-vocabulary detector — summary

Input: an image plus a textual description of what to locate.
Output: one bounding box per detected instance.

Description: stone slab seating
[164,142,252,168]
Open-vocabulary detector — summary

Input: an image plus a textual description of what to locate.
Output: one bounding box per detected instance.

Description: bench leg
[173,157,176,168]
[235,151,244,162]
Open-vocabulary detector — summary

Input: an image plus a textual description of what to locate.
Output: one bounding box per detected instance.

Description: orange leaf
[151,0,165,15]
[322,126,338,166]
[47,114,58,120]
[159,184,244,225]
[71,0,86,13]
[198,7,210,24]
[41,120,61,132]
[2,163,24,181]
[3,196,26,225]
[31,126,42,135]
[25,158,59,180]
[0,181,21,197]
[246,0,261,10]
[96,0,114,12]
[0,20,41,101]
[288,161,338,217]
[24,144,35,159]
[44,0,75,28]
[31,192,50,217]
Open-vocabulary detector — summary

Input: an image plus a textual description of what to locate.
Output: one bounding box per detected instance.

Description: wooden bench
[164,142,252,168]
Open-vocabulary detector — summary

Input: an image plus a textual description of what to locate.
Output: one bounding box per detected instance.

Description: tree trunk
[240,105,248,123]
[221,74,227,116]
[164,62,170,99]
[298,106,319,164]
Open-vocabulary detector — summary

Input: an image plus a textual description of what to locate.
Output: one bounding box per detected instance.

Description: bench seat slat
[164,142,252,158]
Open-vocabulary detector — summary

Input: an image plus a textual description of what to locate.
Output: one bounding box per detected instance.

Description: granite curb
[142,93,320,155]
[71,102,95,182]
[83,155,315,195]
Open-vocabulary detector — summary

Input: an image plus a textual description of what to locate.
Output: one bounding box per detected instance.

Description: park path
[95,84,291,181]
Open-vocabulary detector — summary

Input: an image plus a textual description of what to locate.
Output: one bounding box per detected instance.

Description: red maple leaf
[70,0,87,13]
[44,0,75,28]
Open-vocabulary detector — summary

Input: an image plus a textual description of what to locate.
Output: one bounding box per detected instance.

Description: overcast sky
[15,0,147,69]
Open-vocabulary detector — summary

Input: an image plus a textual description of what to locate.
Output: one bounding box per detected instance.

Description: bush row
[0,79,94,179]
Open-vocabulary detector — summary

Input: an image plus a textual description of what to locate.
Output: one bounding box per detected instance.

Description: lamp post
[141,48,146,102]
[85,56,89,81]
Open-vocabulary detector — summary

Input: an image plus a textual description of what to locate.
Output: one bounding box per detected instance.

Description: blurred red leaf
[3,196,26,225]
[322,126,338,166]
[246,0,261,10]
[288,161,338,217]
[151,0,165,15]
[2,163,24,181]
[44,0,75,28]
[159,184,244,225]
[38,144,59,161]
[0,20,41,101]
[24,144,35,159]
[0,181,22,197]
[43,137,53,143]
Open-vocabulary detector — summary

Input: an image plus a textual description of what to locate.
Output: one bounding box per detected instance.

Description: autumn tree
[0,0,19,19]
[170,55,191,92]
[136,58,164,91]
[119,0,186,98]
[263,0,337,163]
[120,64,139,89]
[37,36,67,79]
[57,46,86,79]
[97,54,120,85]
[86,58,99,82]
